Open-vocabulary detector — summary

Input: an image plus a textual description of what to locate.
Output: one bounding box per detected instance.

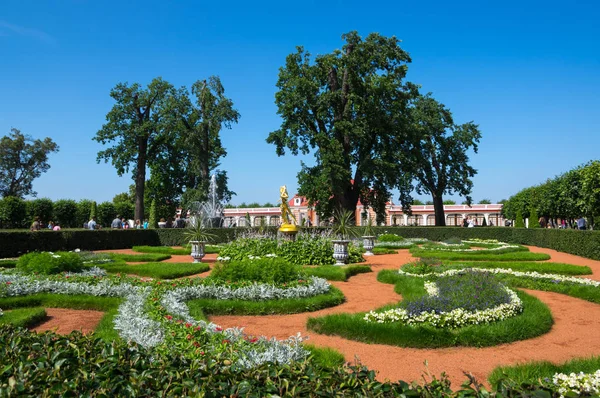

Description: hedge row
[1,226,599,261]
[0,227,267,258]
[366,226,600,260]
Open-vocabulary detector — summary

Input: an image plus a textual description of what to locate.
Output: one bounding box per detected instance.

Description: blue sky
[1,0,598,206]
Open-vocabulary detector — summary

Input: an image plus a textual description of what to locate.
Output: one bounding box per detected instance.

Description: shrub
[210,257,304,284]
[377,233,403,242]
[76,199,93,228]
[529,207,540,228]
[53,199,78,228]
[26,198,54,226]
[148,199,158,229]
[89,201,97,220]
[16,251,85,274]
[0,196,27,229]
[515,209,525,228]
[97,202,116,228]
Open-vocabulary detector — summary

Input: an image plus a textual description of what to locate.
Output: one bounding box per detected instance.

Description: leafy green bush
[218,233,363,266]
[377,233,403,242]
[0,196,27,228]
[16,251,85,274]
[210,257,304,284]
[26,198,53,226]
[53,199,78,228]
[529,207,540,228]
[2,324,559,397]
[75,199,93,228]
[515,209,525,228]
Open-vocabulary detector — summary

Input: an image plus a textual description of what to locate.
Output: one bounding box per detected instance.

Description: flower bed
[0,263,334,369]
[364,271,523,328]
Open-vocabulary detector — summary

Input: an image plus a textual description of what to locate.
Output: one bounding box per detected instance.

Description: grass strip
[488,356,600,387]
[304,344,346,368]
[0,259,17,268]
[304,265,371,281]
[188,286,345,316]
[108,253,171,262]
[445,260,592,275]
[307,272,553,348]
[0,307,47,328]
[499,275,600,304]
[0,294,121,311]
[99,261,210,279]
[410,249,550,262]
[372,247,397,255]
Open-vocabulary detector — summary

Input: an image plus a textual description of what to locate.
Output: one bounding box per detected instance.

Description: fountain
[188,174,224,228]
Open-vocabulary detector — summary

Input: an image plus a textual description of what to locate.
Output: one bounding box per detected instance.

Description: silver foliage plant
[166,277,330,302]
[113,288,165,348]
[160,288,309,367]
[0,269,311,367]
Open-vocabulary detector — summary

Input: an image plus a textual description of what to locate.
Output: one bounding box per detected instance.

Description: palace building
[222,194,505,227]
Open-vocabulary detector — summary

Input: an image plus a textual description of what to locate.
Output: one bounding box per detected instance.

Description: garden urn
[362,236,375,256]
[332,239,350,266]
[190,241,206,263]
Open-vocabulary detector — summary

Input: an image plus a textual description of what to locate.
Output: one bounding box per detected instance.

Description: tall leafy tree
[143,77,239,213]
[93,77,175,220]
[183,78,239,198]
[0,128,59,198]
[406,94,481,226]
[267,31,417,219]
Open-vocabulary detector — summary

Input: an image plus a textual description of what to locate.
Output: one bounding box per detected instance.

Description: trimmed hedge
[2,226,600,262]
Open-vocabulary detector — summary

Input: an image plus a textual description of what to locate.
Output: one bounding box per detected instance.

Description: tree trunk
[135,137,148,221]
[432,194,446,226]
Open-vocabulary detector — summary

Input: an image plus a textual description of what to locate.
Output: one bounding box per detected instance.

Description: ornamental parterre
[0,268,332,368]
[364,281,523,328]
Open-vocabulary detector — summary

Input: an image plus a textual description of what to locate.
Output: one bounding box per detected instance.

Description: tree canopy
[94,76,239,220]
[0,128,59,198]
[94,77,175,220]
[406,94,481,226]
[502,160,600,228]
[267,31,418,219]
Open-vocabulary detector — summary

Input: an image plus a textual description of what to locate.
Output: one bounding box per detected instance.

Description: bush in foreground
[0,325,563,396]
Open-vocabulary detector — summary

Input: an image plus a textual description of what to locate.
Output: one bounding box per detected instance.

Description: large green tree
[178,77,239,206]
[406,95,481,226]
[93,77,175,221]
[267,31,417,219]
[0,128,59,198]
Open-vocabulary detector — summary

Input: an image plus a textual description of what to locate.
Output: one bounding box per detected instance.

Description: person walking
[88,217,97,230]
[577,216,587,230]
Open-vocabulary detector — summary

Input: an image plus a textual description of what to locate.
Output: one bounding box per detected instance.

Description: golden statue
[279,185,299,233]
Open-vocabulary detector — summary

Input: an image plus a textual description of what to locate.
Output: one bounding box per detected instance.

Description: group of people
[539,217,588,230]
[29,217,61,231]
[462,216,479,227]
[157,215,187,228]
[108,215,149,230]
